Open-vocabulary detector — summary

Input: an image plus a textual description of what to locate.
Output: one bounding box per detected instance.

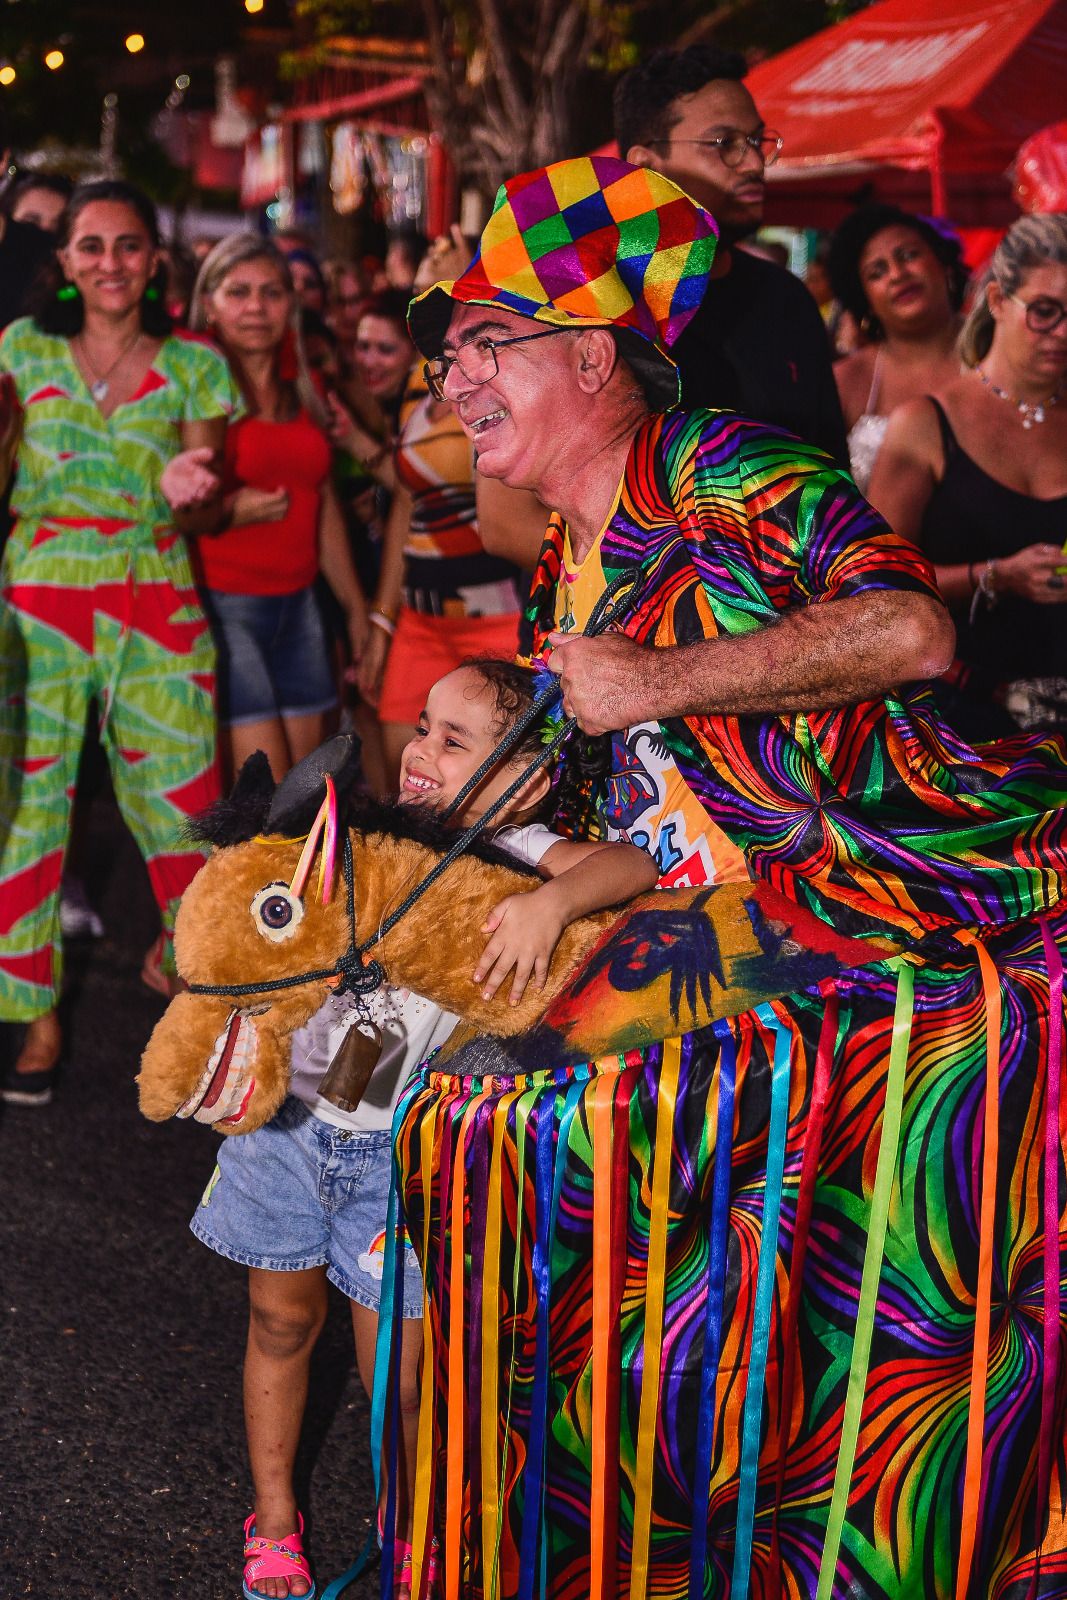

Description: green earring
[57,283,79,302]
[144,285,161,302]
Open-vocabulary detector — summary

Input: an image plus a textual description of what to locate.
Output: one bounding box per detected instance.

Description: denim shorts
[202,584,337,727]
[190,1097,423,1319]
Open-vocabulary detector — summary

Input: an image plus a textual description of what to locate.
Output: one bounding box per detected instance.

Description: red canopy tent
[747,0,1067,227]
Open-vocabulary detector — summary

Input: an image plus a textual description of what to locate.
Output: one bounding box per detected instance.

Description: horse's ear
[266,734,362,836]
[189,750,278,847]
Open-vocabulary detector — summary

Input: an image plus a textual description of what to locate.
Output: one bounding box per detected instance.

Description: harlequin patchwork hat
[408,155,718,408]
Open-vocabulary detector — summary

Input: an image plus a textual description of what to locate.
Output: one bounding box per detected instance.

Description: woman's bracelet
[368,610,396,638]
[969,558,998,625]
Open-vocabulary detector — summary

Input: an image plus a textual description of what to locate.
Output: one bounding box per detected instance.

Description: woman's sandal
[242,1512,316,1600]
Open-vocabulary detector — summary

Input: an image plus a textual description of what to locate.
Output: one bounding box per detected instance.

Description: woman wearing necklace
[870,212,1067,739]
[0,180,240,1103]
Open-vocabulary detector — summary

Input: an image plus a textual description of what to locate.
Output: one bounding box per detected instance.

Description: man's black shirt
[672,247,849,470]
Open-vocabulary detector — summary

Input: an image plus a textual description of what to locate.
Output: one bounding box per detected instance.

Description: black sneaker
[1,1059,55,1106]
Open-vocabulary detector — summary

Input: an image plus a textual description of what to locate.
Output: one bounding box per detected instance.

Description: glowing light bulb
[125,33,145,53]
[0,66,15,87]
[245,0,265,13]
[45,49,65,70]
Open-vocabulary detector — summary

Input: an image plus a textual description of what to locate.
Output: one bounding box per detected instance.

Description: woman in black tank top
[869,214,1067,740]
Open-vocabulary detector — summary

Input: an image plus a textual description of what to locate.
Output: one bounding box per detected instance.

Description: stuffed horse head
[139,737,891,1136]
[138,737,364,1134]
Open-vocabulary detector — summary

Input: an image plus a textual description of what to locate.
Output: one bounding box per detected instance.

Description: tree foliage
[292,0,869,196]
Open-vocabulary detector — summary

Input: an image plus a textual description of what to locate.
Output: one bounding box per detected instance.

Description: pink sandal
[396,1535,440,1595]
[242,1512,316,1599]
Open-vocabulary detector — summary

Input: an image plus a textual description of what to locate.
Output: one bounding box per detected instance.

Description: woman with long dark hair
[0,180,240,1101]
[829,204,967,494]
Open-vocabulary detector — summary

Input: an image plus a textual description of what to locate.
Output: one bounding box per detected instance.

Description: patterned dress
[386,411,1067,1600]
[0,318,240,1018]
[377,389,524,725]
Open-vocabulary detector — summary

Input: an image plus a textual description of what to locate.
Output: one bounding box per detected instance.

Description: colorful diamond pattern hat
[409,155,718,408]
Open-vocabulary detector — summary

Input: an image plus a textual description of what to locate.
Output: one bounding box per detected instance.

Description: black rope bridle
[187,565,641,1005]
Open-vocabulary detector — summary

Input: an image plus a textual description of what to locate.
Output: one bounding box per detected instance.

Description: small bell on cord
[317,1020,383,1113]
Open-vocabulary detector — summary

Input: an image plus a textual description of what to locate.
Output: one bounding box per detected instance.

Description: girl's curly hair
[460,657,613,838]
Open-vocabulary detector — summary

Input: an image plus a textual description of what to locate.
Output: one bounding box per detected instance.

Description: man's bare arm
[546,589,955,735]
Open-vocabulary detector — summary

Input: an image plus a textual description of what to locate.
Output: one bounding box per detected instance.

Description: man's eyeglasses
[1008,293,1067,335]
[424,327,573,400]
[649,130,783,169]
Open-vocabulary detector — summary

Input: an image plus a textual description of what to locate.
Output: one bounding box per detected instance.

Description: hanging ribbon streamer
[689,1025,737,1598]
[489,1085,539,1599]
[590,1071,620,1600]
[770,994,840,1596]
[1032,921,1063,1594]
[731,1005,794,1600]
[482,1085,524,1600]
[410,1092,445,1600]
[816,962,914,1600]
[538,1074,588,1600]
[629,1038,682,1600]
[467,1093,495,1574]
[445,1095,479,1600]
[517,1087,560,1600]
[953,935,1002,1600]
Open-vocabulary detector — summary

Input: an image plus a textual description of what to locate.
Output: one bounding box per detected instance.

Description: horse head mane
[346,795,541,878]
[188,765,539,881]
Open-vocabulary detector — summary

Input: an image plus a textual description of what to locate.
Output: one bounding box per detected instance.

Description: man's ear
[625,144,658,171]
[575,328,620,394]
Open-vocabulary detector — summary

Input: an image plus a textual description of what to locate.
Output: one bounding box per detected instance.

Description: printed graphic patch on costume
[555,529,748,887]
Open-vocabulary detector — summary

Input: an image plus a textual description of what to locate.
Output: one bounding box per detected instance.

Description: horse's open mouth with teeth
[176,1008,260,1127]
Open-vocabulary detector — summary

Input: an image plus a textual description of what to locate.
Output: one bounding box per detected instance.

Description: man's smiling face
[439,303,581,492]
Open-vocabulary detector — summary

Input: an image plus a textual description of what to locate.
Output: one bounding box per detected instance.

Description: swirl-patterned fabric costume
[391,155,1067,1600]
[383,412,1067,1600]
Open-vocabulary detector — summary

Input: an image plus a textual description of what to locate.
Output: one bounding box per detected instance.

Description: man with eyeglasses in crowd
[615,44,849,467]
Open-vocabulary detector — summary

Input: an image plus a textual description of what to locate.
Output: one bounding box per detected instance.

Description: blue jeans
[202,584,336,726]
[190,1097,423,1319]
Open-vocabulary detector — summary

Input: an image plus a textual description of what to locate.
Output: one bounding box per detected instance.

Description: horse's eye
[262,896,292,928]
[250,883,305,943]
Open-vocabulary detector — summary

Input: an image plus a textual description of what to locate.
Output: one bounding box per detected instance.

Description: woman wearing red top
[191,236,368,780]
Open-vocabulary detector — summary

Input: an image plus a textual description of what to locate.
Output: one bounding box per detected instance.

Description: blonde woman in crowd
[189,234,369,781]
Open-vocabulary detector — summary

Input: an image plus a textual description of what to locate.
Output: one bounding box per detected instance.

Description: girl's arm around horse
[474,839,658,1006]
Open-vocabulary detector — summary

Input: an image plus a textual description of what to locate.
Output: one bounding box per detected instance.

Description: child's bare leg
[351,1304,422,1544]
[245,1266,328,1598]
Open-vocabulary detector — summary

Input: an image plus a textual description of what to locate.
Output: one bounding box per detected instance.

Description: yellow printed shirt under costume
[554,526,749,887]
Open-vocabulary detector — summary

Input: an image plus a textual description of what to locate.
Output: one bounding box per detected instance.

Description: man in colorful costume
[390,156,1067,1599]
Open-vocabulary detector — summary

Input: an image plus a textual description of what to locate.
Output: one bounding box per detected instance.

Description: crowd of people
[2,37,1067,1600]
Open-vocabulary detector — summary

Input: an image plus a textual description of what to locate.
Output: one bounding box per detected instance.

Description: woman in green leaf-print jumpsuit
[0,181,240,1088]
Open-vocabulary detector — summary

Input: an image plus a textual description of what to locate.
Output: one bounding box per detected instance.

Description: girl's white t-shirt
[288,821,562,1131]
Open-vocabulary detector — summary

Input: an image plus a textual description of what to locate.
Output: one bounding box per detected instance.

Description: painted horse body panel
[138,818,886,1135]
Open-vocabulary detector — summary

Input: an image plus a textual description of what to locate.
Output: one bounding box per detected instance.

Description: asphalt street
[1,778,381,1600]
